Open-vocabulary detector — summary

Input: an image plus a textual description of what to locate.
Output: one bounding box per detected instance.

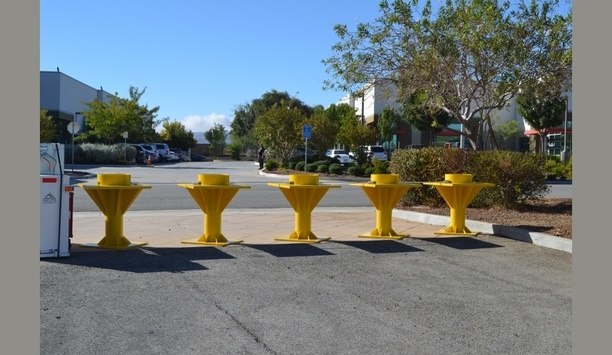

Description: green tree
[81,86,161,144]
[254,104,307,165]
[251,89,312,117]
[230,90,313,155]
[158,120,197,150]
[400,90,453,146]
[488,116,519,149]
[337,109,376,153]
[377,107,401,150]
[323,102,354,126]
[308,110,339,153]
[40,109,56,142]
[323,0,572,150]
[204,123,227,157]
[516,89,565,155]
[229,102,258,153]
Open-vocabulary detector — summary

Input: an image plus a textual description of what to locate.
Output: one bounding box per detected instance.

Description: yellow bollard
[78,173,151,249]
[268,174,340,243]
[423,174,495,236]
[350,174,421,239]
[178,174,250,246]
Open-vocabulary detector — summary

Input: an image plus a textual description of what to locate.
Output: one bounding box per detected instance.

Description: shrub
[295,161,306,171]
[364,166,375,176]
[227,142,243,160]
[465,150,549,208]
[390,147,550,208]
[73,143,123,164]
[346,165,363,176]
[329,163,343,175]
[370,159,390,174]
[565,156,572,180]
[316,164,329,173]
[305,163,317,172]
[265,159,280,171]
[544,157,570,180]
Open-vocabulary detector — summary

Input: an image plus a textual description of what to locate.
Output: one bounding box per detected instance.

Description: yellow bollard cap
[289,174,319,185]
[370,174,399,184]
[444,174,473,183]
[97,173,131,186]
[198,174,230,185]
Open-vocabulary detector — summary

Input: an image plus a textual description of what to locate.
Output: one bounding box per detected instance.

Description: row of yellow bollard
[77,173,494,250]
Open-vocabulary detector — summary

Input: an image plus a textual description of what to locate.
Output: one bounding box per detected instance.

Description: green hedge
[389,147,550,208]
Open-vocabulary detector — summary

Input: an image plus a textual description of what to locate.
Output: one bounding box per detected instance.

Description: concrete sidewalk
[70,207,446,250]
[70,206,571,253]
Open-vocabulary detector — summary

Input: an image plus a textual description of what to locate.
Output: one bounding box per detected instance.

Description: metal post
[304,138,308,171]
[72,112,80,173]
[561,98,568,162]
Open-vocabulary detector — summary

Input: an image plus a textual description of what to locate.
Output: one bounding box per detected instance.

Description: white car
[325,149,354,165]
[365,145,388,161]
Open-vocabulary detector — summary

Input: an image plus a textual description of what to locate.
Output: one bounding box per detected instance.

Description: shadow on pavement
[415,237,503,250]
[40,247,236,273]
[331,239,424,253]
[246,244,335,257]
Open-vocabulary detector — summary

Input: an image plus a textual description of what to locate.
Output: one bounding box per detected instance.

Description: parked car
[190,153,205,162]
[181,151,191,161]
[154,143,173,162]
[325,149,354,165]
[140,144,160,162]
[169,148,184,161]
[129,144,147,164]
[291,146,315,158]
[365,145,388,161]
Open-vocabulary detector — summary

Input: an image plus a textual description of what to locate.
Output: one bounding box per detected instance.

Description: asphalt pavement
[40,162,572,354]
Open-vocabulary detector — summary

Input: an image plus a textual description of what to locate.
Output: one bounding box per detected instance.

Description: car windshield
[370,147,384,152]
[334,150,348,154]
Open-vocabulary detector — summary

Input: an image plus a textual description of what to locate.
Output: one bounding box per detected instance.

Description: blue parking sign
[303,124,312,139]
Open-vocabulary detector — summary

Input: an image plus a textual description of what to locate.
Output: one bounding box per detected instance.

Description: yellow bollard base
[181,236,244,247]
[434,226,480,236]
[275,231,331,243]
[358,233,409,240]
[79,241,148,250]
[274,236,331,243]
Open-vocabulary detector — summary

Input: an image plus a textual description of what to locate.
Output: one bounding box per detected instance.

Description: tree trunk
[486,115,499,150]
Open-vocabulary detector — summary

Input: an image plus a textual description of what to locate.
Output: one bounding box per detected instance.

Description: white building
[336,82,572,158]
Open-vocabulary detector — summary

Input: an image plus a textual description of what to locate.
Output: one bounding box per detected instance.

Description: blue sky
[40,0,572,134]
[40,0,383,133]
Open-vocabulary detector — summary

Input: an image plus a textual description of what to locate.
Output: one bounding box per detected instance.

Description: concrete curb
[393,210,572,254]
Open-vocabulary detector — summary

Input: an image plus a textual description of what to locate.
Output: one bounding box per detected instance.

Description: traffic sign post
[123,131,128,162]
[67,115,81,173]
[302,125,311,171]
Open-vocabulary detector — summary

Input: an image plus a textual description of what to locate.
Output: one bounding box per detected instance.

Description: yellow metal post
[78,173,151,249]
[350,174,421,239]
[423,174,494,236]
[268,174,340,243]
[178,174,250,246]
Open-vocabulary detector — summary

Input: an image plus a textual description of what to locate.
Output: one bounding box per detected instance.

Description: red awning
[437,128,460,136]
